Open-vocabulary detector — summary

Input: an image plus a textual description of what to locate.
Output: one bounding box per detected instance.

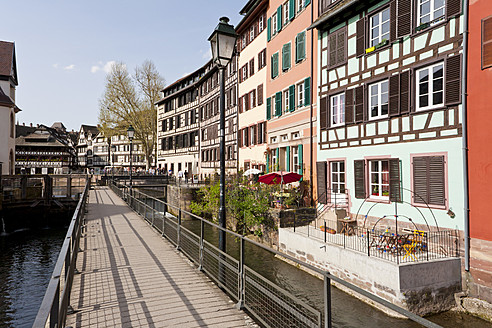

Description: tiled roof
[0,86,14,107]
[0,41,15,80]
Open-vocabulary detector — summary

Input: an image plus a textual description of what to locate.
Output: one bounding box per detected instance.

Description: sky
[3,0,244,132]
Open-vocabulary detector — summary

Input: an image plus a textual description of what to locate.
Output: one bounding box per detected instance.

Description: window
[249,58,255,76]
[483,16,492,69]
[369,80,389,119]
[250,26,255,41]
[416,62,444,111]
[369,160,390,199]
[271,52,279,79]
[270,136,278,143]
[242,34,246,49]
[418,0,446,26]
[328,27,346,68]
[273,13,278,34]
[282,43,291,71]
[284,90,290,113]
[272,149,278,169]
[281,134,288,142]
[242,65,248,81]
[250,126,256,145]
[295,32,306,62]
[297,0,304,12]
[292,132,300,139]
[330,161,346,194]
[259,15,264,32]
[250,90,255,109]
[292,147,299,172]
[297,83,305,107]
[258,49,267,69]
[412,155,446,207]
[10,112,14,138]
[330,93,345,127]
[370,8,390,47]
[284,2,289,25]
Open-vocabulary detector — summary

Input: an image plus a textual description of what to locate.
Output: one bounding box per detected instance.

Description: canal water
[0,217,68,328]
[181,218,491,328]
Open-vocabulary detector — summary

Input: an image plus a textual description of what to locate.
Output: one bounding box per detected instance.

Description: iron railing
[294,219,459,264]
[32,178,90,328]
[110,182,442,328]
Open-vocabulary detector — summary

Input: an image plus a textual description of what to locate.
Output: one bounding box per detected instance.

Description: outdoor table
[339,218,357,235]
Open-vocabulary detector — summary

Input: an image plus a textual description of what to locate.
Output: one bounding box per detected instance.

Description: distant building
[15,122,77,174]
[76,124,146,174]
[0,41,20,175]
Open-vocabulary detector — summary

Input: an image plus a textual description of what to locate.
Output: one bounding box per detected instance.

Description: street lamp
[127,125,135,189]
[208,17,238,254]
[111,144,116,181]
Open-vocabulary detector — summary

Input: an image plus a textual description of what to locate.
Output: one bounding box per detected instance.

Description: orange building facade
[466,0,492,308]
[265,0,318,196]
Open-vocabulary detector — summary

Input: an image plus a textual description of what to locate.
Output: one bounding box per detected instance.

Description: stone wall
[165,185,199,219]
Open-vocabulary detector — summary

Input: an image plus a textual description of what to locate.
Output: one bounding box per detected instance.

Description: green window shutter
[289,85,295,112]
[275,91,282,116]
[289,0,295,20]
[266,153,270,173]
[271,53,279,78]
[267,18,272,41]
[304,77,311,106]
[277,6,282,32]
[286,146,291,171]
[282,43,291,71]
[305,0,311,6]
[266,97,271,120]
[298,144,303,176]
[276,148,280,171]
[299,32,306,61]
[295,35,299,62]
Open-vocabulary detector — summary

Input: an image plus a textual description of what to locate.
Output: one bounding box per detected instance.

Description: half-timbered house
[313,0,465,232]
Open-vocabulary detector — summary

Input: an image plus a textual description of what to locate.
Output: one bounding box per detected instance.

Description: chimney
[37,124,39,128]
[22,122,25,126]
[30,123,32,127]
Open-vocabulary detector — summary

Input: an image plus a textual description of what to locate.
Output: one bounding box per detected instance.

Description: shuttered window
[316,161,328,204]
[345,88,354,124]
[328,27,347,68]
[319,96,328,130]
[330,93,345,127]
[417,0,445,26]
[282,43,291,71]
[275,91,282,116]
[412,155,446,207]
[356,18,366,57]
[271,52,279,79]
[483,16,492,69]
[266,97,271,120]
[304,77,311,106]
[289,85,295,112]
[267,17,272,41]
[445,54,462,105]
[354,160,366,199]
[257,84,264,106]
[296,31,306,62]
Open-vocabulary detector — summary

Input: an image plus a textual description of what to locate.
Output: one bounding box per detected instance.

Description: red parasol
[258,171,302,185]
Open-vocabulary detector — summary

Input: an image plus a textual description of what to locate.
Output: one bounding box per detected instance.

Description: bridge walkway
[66,187,255,328]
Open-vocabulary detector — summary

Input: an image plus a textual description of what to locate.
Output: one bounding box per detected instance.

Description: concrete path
[66,187,255,328]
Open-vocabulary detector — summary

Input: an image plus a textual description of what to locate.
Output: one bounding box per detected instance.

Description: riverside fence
[33,179,90,328]
[110,182,442,328]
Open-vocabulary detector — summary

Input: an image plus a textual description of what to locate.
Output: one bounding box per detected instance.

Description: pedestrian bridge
[34,181,442,328]
[65,187,255,327]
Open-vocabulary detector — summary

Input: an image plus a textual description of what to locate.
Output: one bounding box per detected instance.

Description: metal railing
[109,182,442,328]
[32,179,90,328]
[294,220,459,264]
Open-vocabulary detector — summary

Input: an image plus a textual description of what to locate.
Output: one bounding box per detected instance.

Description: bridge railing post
[177,208,181,250]
[324,273,332,328]
[236,236,245,309]
[151,198,155,227]
[198,219,204,271]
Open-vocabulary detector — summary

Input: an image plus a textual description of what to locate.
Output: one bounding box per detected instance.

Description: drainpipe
[309,0,314,206]
[461,0,470,271]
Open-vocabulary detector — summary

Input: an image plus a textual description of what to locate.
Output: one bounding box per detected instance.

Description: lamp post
[208,17,238,254]
[127,125,135,189]
[111,144,116,181]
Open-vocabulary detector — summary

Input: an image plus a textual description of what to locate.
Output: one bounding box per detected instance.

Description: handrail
[33,178,90,328]
[111,182,442,328]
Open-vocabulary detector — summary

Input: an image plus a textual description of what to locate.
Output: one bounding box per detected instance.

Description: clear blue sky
[3,0,244,131]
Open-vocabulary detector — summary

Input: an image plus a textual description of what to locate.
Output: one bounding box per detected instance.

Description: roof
[51,122,66,131]
[80,124,99,136]
[0,41,18,85]
[309,0,381,30]
[16,124,37,138]
[236,0,267,33]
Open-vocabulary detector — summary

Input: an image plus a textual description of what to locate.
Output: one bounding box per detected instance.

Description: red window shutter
[397,0,411,38]
[257,84,263,105]
[400,70,410,114]
[354,160,366,199]
[482,17,492,69]
[316,162,328,204]
[446,0,462,19]
[319,96,328,130]
[389,74,400,116]
[354,85,365,122]
[345,88,354,124]
[445,54,462,106]
[389,158,401,202]
[356,18,365,57]
[245,94,250,111]
[390,0,396,41]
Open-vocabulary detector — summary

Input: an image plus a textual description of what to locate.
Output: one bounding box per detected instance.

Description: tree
[98,60,165,169]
